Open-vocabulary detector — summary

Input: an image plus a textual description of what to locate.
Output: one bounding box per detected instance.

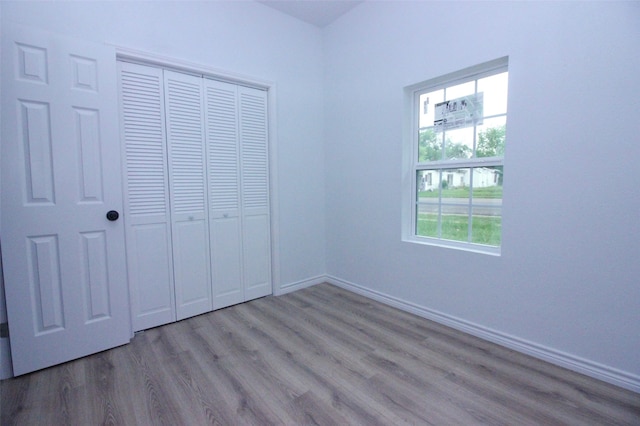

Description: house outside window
[405,57,508,254]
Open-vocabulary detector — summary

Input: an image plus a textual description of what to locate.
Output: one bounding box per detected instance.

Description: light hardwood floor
[1,283,638,425]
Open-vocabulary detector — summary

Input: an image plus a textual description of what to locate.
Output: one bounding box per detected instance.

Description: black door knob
[106,210,119,221]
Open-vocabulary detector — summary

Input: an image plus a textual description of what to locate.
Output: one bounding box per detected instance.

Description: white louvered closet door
[205,81,271,307]
[164,70,213,320]
[239,86,272,301]
[118,62,176,331]
[120,65,270,328]
[205,79,244,309]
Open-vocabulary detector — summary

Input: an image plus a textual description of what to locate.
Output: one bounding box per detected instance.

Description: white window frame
[402,57,508,255]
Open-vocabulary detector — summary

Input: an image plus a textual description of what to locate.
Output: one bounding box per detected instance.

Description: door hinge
[0,322,8,338]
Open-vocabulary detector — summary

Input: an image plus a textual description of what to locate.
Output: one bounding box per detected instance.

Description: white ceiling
[258,0,363,28]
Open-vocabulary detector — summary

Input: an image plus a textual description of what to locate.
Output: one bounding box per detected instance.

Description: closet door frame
[115,47,281,299]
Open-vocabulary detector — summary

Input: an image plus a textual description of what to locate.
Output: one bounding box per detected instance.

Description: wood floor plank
[364,372,486,425]
[107,339,159,425]
[83,350,128,425]
[289,390,351,425]
[417,330,637,425]
[364,348,531,425]
[248,295,377,381]
[1,282,638,425]
[327,285,637,425]
[303,284,640,424]
[167,322,269,425]
[207,310,307,424]
[190,313,287,424]
[308,284,631,424]
[227,300,398,425]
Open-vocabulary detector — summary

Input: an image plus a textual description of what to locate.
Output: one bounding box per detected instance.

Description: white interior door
[1,24,131,375]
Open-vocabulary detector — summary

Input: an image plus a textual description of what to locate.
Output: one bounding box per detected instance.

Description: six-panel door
[1,24,131,375]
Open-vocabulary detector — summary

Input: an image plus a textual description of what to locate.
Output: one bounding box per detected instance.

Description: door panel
[79,231,111,321]
[164,70,212,320]
[20,101,55,203]
[243,213,272,300]
[118,62,176,331]
[210,216,244,309]
[75,108,104,202]
[239,86,272,301]
[27,236,64,333]
[1,24,130,375]
[127,222,175,330]
[205,79,244,309]
[172,218,211,319]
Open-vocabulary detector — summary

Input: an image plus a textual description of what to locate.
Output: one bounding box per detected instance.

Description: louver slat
[206,83,239,211]
[121,69,167,216]
[165,75,206,214]
[239,90,268,210]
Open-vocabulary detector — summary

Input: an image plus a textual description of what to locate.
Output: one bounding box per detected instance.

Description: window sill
[402,236,501,256]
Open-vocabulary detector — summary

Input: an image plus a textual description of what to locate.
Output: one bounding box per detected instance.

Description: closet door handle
[106,210,120,221]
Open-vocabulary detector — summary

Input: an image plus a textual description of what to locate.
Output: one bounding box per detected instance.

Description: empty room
[1,0,638,424]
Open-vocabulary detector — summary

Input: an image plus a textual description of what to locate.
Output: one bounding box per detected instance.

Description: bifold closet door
[119,62,176,331]
[205,79,271,310]
[164,70,213,320]
[238,86,272,301]
[205,79,243,309]
[121,65,269,327]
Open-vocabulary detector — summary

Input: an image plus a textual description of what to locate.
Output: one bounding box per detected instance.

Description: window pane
[471,166,503,205]
[471,206,501,246]
[446,81,474,100]
[476,116,506,158]
[417,170,440,194]
[416,203,439,238]
[418,129,443,161]
[440,168,470,193]
[419,89,444,128]
[471,164,502,246]
[441,204,470,242]
[477,72,508,116]
[444,127,473,160]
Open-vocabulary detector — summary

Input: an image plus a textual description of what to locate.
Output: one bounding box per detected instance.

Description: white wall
[323,1,640,391]
[0,0,327,377]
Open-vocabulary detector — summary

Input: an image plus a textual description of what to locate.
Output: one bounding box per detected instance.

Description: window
[406,58,508,254]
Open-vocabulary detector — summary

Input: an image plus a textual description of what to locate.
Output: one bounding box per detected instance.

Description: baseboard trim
[275,275,327,296]
[324,275,640,394]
